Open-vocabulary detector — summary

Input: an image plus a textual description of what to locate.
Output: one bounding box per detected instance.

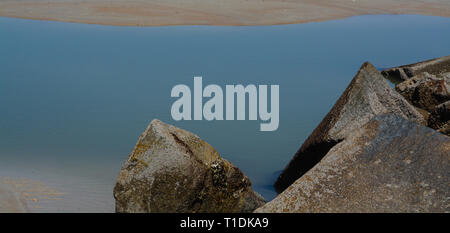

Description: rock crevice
[114,119,265,213]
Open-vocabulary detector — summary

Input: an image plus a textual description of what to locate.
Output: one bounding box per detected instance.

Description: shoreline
[0,0,449,27]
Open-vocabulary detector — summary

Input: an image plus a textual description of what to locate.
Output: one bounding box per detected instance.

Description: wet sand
[0,0,449,26]
[0,166,115,213]
[0,181,28,213]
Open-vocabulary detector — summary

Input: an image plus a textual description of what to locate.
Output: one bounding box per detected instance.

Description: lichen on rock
[395,72,450,112]
[113,119,265,213]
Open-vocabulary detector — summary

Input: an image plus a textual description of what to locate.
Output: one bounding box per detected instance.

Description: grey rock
[395,72,450,112]
[0,182,28,213]
[257,114,450,213]
[114,119,265,213]
[382,55,450,83]
[274,62,425,193]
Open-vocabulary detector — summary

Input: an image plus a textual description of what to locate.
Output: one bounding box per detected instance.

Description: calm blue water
[1,15,450,206]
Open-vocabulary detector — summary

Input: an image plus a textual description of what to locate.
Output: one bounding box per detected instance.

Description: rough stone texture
[257,114,450,213]
[274,62,425,193]
[114,119,265,213]
[387,56,450,136]
[0,182,28,213]
[437,122,450,135]
[395,72,450,112]
[382,55,450,83]
[428,100,450,135]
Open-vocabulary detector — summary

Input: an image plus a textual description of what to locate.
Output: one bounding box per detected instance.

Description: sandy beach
[0,0,449,26]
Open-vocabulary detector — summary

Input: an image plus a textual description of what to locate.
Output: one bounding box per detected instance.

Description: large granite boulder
[382,55,450,83]
[114,119,265,213]
[437,122,450,135]
[257,114,450,213]
[274,62,425,193]
[395,72,450,112]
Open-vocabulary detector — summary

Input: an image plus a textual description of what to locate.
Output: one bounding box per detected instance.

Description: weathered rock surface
[114,119,265,213]
[428,100,450,135]
[257,114,450,213]
[0,182,28,213]
[395,72,450,112]
[437,122,450,135]
[382,55,450,83]
[274,62,425,193]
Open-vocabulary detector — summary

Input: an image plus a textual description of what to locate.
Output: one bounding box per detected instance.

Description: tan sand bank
[0,0,449,26]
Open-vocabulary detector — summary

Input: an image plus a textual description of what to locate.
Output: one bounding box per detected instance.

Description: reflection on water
[0,15,450,211]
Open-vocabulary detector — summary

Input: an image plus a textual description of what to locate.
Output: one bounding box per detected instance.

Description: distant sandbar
[0,0,449,26]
